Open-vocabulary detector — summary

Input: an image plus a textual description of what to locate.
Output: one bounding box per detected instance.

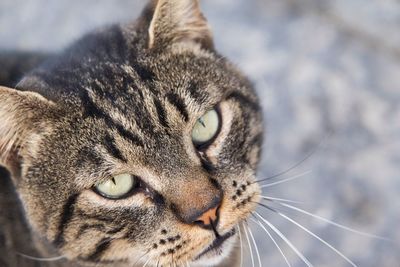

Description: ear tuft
[0,86,54,177]
[148,0,213,50]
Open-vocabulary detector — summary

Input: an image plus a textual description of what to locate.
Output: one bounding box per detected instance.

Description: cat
[0,0,263,266]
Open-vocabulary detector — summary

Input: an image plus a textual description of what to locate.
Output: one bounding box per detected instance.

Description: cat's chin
[191,229,237,267]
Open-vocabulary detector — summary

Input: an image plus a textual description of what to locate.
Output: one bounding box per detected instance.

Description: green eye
[95,174,137,199]
[192,108,220,148]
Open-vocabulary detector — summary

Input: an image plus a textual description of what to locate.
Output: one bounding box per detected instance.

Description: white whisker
[243,222,255,267]
[16,252,65,262]
[132,251,150,267]
[263,206,357,267]
[246,222,262,267]
[171,253,176,267]
[255,211,313,267]
[260,170,312,188]
[260,196,304,204]
[277,202,391,241]
[253,132,330,184]
[142,257,151,267]
[237,224,244,267]
[250,217,292,267]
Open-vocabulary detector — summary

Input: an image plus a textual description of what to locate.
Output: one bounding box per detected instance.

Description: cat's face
[0,1,262,266]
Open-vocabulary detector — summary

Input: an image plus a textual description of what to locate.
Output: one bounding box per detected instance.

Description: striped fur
[0,1,263,266]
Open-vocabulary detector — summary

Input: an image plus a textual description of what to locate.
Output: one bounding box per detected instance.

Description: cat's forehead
[21,25,238,111]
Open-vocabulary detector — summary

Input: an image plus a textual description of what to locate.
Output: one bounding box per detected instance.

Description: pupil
[198,118,206,127]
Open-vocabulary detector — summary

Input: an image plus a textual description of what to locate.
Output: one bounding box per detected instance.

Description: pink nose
[194,206,219,227]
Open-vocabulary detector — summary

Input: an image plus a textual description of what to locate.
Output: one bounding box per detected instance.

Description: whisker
[260,195,304,204]
[255,211,313,267]
[276,202,391,241]
[132,250,150,267]
[257,203,357,267]
[260,170,312,188]
[246,222,262,267]
[171,251,177,267]
[253,132,330,184]
[142,257,151,267]
[250,216,292,267]
[237,224,244,267]
[16,252,65,262]
[243,221,255,267]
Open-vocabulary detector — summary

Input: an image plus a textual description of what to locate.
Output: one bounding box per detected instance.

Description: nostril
[193,219,206,226]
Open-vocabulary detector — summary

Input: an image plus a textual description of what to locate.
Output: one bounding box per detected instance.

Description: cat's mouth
[194,228,236,261]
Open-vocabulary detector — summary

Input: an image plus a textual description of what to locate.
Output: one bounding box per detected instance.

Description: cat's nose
[184,193,222,230]
[193,205,220,228]
[166,173,223,229]
[170,186,222,230]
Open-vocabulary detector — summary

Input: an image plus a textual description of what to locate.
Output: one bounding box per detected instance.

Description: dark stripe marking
[106,224,126,235]
[226,91,260,111]
[166,93,189,122]
[187,81,208,103]
[86,238,112,262]
[132,62,155,82]
[81,90,144,147]
[76,224,105,239]
[153,97,169,128]
[77,146,104,168]
[104,135,127,162]
[129,53,156,84]
[200,155,216,173]
[53,193,79,247]
[76,224,126,240]
[114,123,144,147]
[76,211,116,223]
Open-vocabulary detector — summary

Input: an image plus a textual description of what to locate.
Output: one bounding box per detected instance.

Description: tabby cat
[0,0,263,266]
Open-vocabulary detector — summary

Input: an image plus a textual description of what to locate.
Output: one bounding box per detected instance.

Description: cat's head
[0,0,263,266]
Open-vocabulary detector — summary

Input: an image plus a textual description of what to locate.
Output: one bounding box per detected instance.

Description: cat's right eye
[192,108,221,149]
[95,174,138,199]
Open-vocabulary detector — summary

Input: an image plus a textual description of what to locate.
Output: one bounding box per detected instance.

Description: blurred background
[0,0,399,266]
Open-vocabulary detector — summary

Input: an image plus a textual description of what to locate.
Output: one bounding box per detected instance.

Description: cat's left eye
[95,174,137,199]
[192,108,220,149]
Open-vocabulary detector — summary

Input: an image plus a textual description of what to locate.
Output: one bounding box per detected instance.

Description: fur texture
[0,1,263,266]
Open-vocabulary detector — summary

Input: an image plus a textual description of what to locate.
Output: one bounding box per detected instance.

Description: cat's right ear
[146,0,214,50]
[0,86,55,179]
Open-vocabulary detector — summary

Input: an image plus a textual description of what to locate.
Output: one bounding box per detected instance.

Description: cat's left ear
[148,0,214,50]
[0,86,55,179]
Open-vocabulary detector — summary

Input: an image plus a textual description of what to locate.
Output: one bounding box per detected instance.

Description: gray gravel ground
[1,0,399,266]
